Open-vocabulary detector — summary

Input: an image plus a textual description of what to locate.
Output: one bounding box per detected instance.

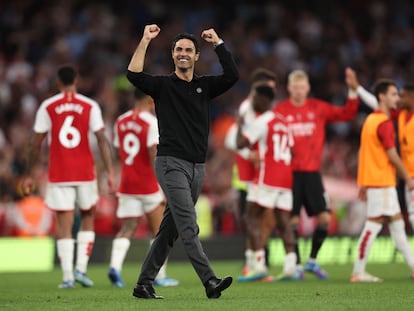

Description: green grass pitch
[1,261,414,311]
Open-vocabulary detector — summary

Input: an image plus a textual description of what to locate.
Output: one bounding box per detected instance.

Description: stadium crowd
[1,0,414,237]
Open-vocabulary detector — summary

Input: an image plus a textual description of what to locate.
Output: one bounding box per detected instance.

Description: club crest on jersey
[307,112,315,120]
[196,87,202,94]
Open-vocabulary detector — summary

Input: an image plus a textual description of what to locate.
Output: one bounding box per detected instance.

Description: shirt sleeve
[377,119,395,149]
[126,71,161,99]
[113,122,119,148]
[33,103,51,133]
[322,97,360,122]
[205,44,239,99]
[147,117,159,147]
[90,102,105,132]
[243,117,267,145]
[224,123,237,150]
[356,85,378,110]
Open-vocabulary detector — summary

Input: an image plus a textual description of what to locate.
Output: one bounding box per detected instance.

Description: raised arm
[201,28,239,98]
[128,24,161,73]
[345,67,378,110]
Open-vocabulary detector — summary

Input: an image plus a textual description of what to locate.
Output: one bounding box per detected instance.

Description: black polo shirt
[127,44,239,163]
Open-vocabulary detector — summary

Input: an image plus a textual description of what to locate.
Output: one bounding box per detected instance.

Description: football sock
[253,249,267,273]
[110,237,130,271]
[283,252,297,275]
[352,221,382,274]
[57,239,75,281]
[310,225,328,259]
[245,249,254,272]
[389,219,414,268]
[76,231,95,273]
[292,225,301,264]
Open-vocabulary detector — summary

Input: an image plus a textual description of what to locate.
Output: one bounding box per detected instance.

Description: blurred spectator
[11,195,54,237]
[2,0,414,237]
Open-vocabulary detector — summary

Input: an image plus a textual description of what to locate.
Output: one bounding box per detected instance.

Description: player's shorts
[366,187,401,218]
[45,181,98,211]
[247,183,292,211]
[292,171,329,217]
[116,190,164,219]
[246,183,258,203]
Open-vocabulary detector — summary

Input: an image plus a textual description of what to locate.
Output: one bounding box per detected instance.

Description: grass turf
[1,261,413,311]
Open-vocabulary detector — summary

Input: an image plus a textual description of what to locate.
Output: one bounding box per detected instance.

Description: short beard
[176,66,190,73]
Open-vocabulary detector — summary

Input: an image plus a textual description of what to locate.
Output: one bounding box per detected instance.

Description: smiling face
[172,38,200,73]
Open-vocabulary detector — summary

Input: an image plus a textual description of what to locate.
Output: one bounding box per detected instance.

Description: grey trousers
[137,156,215,285]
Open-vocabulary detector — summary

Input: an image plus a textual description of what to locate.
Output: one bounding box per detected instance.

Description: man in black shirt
[127,24,238,299]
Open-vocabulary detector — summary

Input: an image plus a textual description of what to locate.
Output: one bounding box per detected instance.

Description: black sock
[292,225,301,264]
[310,225,328,259]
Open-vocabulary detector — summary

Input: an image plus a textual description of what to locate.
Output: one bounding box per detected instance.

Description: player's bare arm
[95,129,116,194]
[128,24,160,73]
[21,132,46,196]
[235,115,249,149]
[386,147,414,190]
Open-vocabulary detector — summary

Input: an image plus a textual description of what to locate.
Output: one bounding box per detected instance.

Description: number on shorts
[123,133,140,165]
[59,115,81,148]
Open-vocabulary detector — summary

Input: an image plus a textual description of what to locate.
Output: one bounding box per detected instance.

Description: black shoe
[133,284,164,299]
[205,276,233,299]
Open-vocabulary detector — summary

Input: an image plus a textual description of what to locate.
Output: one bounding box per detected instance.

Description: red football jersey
[33,92,105,183]
[114,109,159,195]
[243,111,293,189]
[274,97,359,171]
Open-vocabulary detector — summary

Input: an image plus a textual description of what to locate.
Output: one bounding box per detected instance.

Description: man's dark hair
[372,79,397,101]
[57,65,77,86]
[171,33,199,53]
[255,85,275,101]
[250,68,277,86]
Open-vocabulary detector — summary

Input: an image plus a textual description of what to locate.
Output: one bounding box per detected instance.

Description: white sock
[57,239,75,281]
[245,249,254,271]
[109,238,130,271]
[352,221,382,275]
[156,261,167,280]
[75,231,95,273]
[253,249,267,273]
[389,219,414,269]
[283,252,297,275]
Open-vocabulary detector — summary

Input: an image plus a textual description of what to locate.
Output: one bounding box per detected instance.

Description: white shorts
[366,187,401,218]
[116,190,164,219]
[247,184,292,211]
[45,181,98,211]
